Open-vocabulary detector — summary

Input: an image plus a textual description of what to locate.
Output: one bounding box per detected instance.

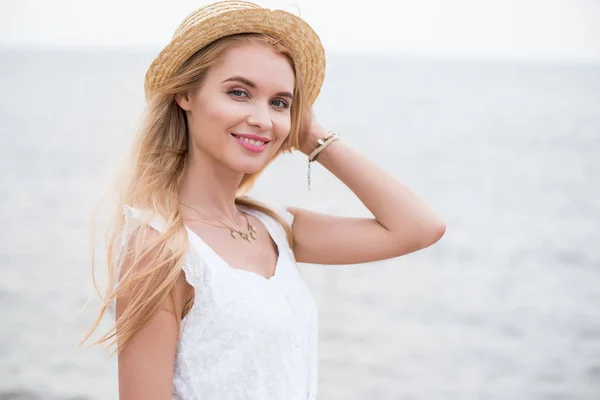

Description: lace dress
[112,204,319,400]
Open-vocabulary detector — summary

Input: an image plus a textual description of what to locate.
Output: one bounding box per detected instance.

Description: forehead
[210,42,295,91]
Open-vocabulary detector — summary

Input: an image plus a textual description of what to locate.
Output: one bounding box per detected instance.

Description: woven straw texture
[144,0,326,105]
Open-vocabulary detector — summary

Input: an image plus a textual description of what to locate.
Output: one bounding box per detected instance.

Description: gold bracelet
[307,132,340,191]
[308,132,339,162]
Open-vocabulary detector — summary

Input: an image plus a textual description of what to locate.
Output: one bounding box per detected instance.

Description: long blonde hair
[82,33,308,353]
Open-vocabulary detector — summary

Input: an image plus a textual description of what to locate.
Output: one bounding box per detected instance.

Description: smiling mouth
[231,133,269,146]
[231,133,270,153]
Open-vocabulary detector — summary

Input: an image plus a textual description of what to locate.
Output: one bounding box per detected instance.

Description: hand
[298,107,329,157]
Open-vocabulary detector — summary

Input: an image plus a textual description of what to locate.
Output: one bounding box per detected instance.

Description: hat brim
[144,8,325,105]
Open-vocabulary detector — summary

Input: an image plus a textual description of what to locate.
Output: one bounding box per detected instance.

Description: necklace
[179,201,257,242]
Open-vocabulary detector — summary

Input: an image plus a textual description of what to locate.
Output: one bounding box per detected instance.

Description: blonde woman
[83,1,445,399]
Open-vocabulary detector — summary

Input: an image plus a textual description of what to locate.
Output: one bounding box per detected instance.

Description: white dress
[113,204,319,400]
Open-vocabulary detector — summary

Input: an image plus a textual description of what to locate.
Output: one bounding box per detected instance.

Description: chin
[229,159,266,175]
[224,144,278,175]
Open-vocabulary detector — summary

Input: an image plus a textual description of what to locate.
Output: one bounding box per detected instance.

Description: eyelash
[227,89,290,109]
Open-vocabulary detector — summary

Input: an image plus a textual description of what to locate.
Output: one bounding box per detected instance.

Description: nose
[246,103,273,131]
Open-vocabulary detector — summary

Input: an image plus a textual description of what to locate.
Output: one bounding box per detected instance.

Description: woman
[83,1,445,399]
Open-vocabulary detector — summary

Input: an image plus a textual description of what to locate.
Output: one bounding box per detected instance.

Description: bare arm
[290,120,445,265]
[116,228,192,399]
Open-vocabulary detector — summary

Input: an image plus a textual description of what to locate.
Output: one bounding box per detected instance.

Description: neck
[177,151,245,223]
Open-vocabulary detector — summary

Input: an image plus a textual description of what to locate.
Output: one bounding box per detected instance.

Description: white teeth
[239,137,265,146]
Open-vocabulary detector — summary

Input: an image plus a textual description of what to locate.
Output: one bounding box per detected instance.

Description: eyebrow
[222,76,294,100]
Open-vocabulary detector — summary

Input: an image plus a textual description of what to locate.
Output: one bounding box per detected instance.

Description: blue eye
[229,89,248,98]
[271,99,289,109]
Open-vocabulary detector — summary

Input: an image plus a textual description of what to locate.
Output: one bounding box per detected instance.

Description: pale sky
[1,0,600,61]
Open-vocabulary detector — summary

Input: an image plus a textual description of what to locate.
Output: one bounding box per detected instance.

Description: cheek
[202,98,242,126]
[188,99,240,146]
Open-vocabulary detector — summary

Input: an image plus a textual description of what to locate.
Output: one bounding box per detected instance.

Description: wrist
[301,127,328,156]
[305,133,341,191]
[308,132,339,162]
[313,137,343,169]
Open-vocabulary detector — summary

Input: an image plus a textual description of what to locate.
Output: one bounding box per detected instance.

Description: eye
[228,89,248,98]
[271,99,289,109]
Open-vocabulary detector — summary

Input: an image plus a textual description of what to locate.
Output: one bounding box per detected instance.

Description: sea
[0,48,599,399]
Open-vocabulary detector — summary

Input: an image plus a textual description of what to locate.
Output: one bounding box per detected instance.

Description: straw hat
[144,0,326,105]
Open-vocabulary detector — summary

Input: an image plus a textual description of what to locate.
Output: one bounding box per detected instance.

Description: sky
[1,0,600,61]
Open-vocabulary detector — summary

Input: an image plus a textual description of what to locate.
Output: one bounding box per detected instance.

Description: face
[177,41,295,174]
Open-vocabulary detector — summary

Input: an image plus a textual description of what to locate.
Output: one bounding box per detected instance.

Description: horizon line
[1,43,599,67]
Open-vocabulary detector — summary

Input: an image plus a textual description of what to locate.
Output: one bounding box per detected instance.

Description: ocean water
[0,48,599,399]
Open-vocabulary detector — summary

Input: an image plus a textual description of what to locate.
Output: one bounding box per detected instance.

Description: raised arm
[289,114,446,265]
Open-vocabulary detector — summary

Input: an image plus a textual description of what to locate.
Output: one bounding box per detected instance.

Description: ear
[175,92,193,111]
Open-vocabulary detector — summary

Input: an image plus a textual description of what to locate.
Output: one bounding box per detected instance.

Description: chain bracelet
[307,159,312,191]
[306,131,339,192]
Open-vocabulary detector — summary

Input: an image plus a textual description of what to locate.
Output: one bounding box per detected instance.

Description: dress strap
[106,205,211,318]
[117,205,210,291]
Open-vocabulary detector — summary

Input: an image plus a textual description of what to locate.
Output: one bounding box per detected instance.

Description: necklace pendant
[250,231,256,240]
[230,229,237,239]
[249,224,257,233]
[240,232,250,242]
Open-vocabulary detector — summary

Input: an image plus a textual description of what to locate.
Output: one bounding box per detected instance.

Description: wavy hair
[81,33,308,353]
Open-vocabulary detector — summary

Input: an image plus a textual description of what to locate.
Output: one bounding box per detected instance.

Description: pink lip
[231,133,270,153]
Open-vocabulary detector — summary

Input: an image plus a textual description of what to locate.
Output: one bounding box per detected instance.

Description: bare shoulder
[116,224,192,399]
